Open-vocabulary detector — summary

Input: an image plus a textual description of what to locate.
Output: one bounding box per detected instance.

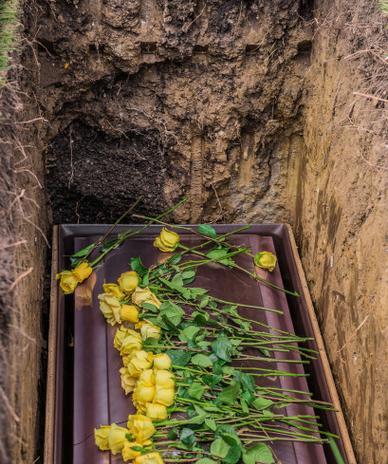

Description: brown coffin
[45,224,356,464]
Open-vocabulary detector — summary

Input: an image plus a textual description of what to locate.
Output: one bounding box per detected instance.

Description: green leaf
[143,338,160,349]
[242,444,274,464]
[222,366,236,376]
[142,273,150,286]
[211,438,230,459]
[197,340,211,350]
[240,397,249,413]
[130,256,148,276]
[160,301,184,327]
[100,238,117,252]
[241,390,255,405]
[70,244,96,266]
[198,224,217,239]
[187,287,208,300]
[205,418,217,431]
[167,429,178,440]
[71,243,95,259]
[199,402,222,412]
[212,360,225,375]
[188,413,206,425]
[217,381,240,405]
[181,269,196,283]
[142,302,159,313]
[159,277,190,299]
[233,318,252,331]
[192,310,209,325]
[199,295,210,308]
[225,445,242,464]
[191,353,213,368]
[252,397,274,411]
[143,315,170,331]
[179,325,201,342]
[230,338,242,348]
[196,459,218,464]
[224,305,239,317]
[125,433,135,441]
[131,445,145,452]
[166,350,192,367]
[206,248,234,266]
[180,428,196,448]
[188,382,206,400]
[203,373,222,386]
[168,254,182,265]
[193,404,206,415]
[219,430,243,464]
[236,372,256,393]
[211,334,234,362]
[217,424,238,435]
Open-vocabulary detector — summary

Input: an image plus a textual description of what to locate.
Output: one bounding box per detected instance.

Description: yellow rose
[126,351,154,378]
[114,326,131,351]
[133,370,155,411]
[154,386,175,406]
[127,414,155,443]
[94,425,111,450]
[108,423,128,455]
[153,353,171,370]
[56,270,78,294]
[103,283,125,300]
[134,384,155,404]
[135,452,164,464]
[254,251,277,272]
[120,330,142,356]
[122,354,132,366]
[119,367,137,394]
[72,261,93,282]
[137,320,161,340]
[132,287,161,309]
[121,304,139,323]
[145,403,168,421]
[134,400,146,415]
[118,271,139,293]
[98,293,122,325]
[154,370,175,389]
[122,441,142,461]
[153,228,180,253]
[138,369,155,387]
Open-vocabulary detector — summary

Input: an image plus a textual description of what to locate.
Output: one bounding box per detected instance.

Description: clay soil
[0,0,387,463]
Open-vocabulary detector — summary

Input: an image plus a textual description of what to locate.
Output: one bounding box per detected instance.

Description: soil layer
[36,0,312,223]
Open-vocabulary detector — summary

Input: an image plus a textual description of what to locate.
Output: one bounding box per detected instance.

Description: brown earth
[0,0,386,463]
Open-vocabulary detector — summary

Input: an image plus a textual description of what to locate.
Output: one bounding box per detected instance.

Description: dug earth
[0,0,386,463]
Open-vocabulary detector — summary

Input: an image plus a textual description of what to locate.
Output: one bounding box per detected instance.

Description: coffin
[45,224,355,464]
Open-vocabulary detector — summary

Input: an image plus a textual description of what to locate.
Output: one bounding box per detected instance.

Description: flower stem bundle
[83,223,339,464]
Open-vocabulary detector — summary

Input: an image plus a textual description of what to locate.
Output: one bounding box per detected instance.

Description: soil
[34,0,313,223]
[0,0,386,463]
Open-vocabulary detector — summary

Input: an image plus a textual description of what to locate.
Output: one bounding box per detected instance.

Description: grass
[379,0,388,14]
[0,0,18,84]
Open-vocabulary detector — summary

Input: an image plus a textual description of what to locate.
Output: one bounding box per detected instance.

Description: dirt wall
[290,1,387,462]
[34,0,313,224]
[0,54,48,464]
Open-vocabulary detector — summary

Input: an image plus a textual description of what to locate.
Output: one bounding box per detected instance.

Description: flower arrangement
[58,205,343,464]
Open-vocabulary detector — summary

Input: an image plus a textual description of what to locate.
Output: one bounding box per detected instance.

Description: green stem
[91,197,187,267]
[135,215,299,296]
[328,437,346,464]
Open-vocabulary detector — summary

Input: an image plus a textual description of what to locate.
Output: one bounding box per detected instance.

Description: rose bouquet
[57,204,343,464]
